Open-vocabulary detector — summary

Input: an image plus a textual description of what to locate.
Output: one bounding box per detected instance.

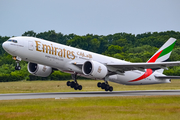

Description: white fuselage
[2,36,170,85]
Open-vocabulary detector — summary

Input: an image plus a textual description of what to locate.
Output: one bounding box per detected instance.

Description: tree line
[0,30,180,82]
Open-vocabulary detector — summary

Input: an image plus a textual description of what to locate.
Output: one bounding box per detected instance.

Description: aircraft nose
[2,42,8,51]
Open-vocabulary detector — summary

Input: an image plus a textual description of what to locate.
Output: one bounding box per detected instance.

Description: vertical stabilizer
[147,38,176,63]
[147,38,176,73]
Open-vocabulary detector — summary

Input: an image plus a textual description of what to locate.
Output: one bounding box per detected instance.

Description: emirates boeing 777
[2,36,180,91]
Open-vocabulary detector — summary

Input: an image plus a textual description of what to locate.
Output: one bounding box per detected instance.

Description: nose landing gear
[13,56,21,70]
[15,65,21,70]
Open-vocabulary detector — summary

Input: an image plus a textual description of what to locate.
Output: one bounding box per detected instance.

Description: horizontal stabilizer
[155,75,180,79]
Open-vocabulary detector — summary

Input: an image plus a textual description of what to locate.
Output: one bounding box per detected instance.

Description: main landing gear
[97,81,113,92]
[66,73,82,90]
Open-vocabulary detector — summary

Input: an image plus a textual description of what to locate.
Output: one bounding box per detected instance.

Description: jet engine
[28,62,52,77]
[82,60,108,79]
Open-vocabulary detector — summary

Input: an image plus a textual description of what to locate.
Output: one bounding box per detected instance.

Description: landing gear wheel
[109,86,113,92]
[105,84,109,90]
[78,85,82,90]
[18,66,21,70]
[101,83,106,89]
[74,84,79,90]
[15,66,21,70]
[74,86,78,90]
[105,84,109,91]
[97,82,101,87]
[105,87,109,91]
[70,81,75,88]
[67,81,71,86]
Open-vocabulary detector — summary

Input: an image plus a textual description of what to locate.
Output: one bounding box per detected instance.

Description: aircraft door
[28,41,34,51]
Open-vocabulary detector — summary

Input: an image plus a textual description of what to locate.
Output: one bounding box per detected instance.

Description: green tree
[22,30,36,37]
[104,45,123,56]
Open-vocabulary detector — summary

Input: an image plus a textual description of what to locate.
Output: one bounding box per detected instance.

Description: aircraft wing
[154,75,180,79]
[72,61,180,73]
[107,61,180,72]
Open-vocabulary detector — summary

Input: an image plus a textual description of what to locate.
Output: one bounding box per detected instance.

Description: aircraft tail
[147,37,176,73]
[147,38,176,63]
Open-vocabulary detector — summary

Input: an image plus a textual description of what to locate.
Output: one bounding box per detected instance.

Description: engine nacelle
[28,62,52,77]
[82,60,108,79]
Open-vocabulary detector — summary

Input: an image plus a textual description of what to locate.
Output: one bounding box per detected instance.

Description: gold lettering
[71,51,75,60]
[82,52,85,57]
[88,54,92,58]
[67,50,71,59]
[51,44,54,55]
[77,51,80,55]
[63,49,66,58]
[35,41,76,60]
[54,47,58,55]
[35,41,42,52]
[58,48,63,57]
[42,44,51,54]
[98,66,102,73]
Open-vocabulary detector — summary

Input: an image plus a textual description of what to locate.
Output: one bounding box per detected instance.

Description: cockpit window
[7,39,17,43]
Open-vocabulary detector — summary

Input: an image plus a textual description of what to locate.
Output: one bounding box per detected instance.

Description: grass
[0,80,180,93]
[0,96,180,120]
[0,80,180,119]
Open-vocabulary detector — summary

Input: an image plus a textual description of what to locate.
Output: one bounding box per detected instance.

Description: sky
[0,0,180,37]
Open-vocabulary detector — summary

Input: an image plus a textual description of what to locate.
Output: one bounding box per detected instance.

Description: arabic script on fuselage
[77,51,92,59]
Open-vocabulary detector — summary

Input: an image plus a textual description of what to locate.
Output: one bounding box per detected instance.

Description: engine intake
[28,62,52,77]
[82,60,108,79]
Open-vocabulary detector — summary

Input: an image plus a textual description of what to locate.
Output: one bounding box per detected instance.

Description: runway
[0,90,180,100]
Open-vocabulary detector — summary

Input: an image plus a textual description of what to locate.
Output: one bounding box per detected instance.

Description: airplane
[2,36,180,92]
